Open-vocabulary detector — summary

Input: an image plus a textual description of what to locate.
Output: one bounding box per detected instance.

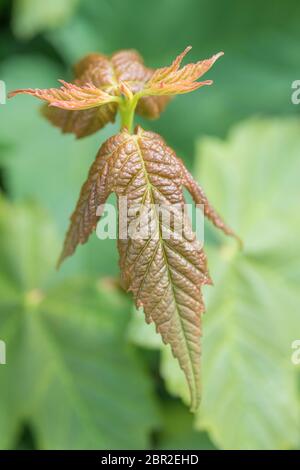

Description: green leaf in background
[157,403,216,450]
[12,0,80,39]
[0,197,159,449]
[45,14,105,65]
[130,118,300,449]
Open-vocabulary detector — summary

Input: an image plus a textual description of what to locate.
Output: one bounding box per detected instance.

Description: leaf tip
[56,255,63,270]
[56,248,69,270]
[184,45,193,55]
[7,89,22,99]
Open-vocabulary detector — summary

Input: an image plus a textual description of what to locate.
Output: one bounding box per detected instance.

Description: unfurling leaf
[9,80,119,110]
[58,127,236,410]
[72,50,171,120]
[141,46,223,97]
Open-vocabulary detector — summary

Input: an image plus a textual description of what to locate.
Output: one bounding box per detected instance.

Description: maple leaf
[58,127,237,410]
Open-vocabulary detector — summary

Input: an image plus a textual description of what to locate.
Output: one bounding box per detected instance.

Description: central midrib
[134,134,199,409]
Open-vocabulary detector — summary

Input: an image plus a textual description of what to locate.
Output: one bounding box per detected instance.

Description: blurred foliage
[12,0,79,39]
[194,119,300,449]
[0,0,299,450]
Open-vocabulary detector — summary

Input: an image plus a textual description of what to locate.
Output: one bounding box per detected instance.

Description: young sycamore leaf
[9,47,236,410]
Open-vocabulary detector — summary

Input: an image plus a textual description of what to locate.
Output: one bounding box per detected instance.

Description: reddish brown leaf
[58,127,235,409]
[41,102,117,138]
[136,95,171,120]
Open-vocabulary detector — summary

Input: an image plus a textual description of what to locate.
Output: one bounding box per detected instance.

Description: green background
[0,0,299,449]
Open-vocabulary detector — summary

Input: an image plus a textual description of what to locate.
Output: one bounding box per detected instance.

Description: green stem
[119,94,140,133]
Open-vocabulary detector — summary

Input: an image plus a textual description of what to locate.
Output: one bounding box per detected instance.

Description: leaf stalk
[119,93,141,133]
